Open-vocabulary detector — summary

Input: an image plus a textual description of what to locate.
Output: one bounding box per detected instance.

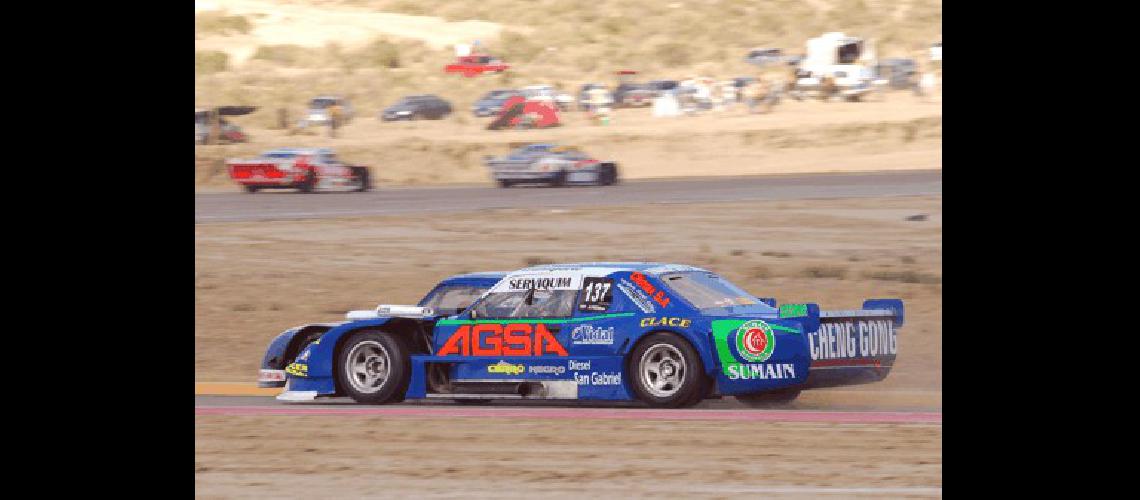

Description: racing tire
[548,170,567,187]
[735,388,802,407]
[336,330,411,404]
[296,171,317,193]
[599,164,619,186]
[628,332,707,408]
[354,167,371,192]
[243,185,260,194]
[497,179,513,188]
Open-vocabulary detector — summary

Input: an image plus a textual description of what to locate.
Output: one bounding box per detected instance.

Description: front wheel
[243,185,260,194]
[354,167,371,192]
[336,330,411,404]
[598,164,619,186]
[548,170,567,187]
[497,179,513,188]
[735,388,802,407]
[628,332,706,408]
[296,170,316,193]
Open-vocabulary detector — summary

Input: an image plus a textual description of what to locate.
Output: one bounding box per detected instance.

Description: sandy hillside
[196,0,508,65]
[195,195,942,391]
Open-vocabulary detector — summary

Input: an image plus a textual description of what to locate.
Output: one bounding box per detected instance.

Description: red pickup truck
[444,55,510,77]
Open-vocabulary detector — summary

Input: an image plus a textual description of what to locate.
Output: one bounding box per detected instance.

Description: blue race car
[263,263,904,408]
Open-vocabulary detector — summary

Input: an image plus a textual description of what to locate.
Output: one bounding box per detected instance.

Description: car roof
[437,271,509,286]
[515,262,710,276]
[262,148,334,156]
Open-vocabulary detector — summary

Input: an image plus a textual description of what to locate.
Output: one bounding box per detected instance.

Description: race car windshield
[309,98,337,108]
[419,285,489,315]
[659,272,773,311]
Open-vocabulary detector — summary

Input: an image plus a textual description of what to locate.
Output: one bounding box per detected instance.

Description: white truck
[794,32,875,101]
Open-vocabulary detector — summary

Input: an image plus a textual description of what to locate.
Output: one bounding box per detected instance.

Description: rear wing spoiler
[771,298,905,389]
[770,298,904,331]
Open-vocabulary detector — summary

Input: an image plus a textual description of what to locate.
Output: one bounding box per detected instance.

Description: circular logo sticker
[735,320,776,362]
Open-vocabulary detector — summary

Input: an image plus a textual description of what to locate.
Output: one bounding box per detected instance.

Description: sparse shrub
[196,12,252,36]
[499,30,542,63]
[195,51,230,75]
[762,251,792,258]
[900,256,917,264]
[251,45,309,66]
[357,39,402,69]
[599,16,627,35]
[751,265,772,279]
[655,41,691,67]
[800,266,847,279]
[730,249,746,257]
[863,270,941,284]
[524,256,555,266]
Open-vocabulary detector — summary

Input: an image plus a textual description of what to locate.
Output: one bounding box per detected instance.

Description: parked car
[614,82,654,107]
[484,143,618,187]
[745,47,784,67]
[444,54,510,77]
[267,262,905,407]
[258,271,508,388]
[577,83,607,111]
[380,95,453,121]
[226,148,371,193]
[873,58,919,90]
[299,96,354,128]
[521,85,574,111]
[472,89,524,117]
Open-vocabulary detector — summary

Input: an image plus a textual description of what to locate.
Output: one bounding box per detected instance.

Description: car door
[432,276,578,361]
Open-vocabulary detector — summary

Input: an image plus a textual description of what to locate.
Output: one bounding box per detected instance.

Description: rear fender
[621,326,719,380]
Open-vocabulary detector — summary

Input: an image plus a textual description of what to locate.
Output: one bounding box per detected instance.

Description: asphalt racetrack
[195,395,942,424]
[195,170,942,223]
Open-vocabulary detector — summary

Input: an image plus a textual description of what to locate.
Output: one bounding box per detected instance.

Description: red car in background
[445,54,510,77]
[227,148,371,193]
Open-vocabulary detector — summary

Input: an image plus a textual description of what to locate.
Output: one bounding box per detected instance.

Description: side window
[472,289,577,319]
[421,286,486,315]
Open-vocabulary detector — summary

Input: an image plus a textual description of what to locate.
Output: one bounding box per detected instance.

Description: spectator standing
[328,102,343,138]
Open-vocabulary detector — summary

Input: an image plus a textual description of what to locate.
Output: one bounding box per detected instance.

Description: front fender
[300,318,399,379]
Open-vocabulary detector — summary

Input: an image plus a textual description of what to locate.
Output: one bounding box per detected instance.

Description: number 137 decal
[579,277,614,312]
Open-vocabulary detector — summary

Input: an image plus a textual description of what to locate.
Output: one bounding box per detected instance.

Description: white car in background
[522,85,574,111]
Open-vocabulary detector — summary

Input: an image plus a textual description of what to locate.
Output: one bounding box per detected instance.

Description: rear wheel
[548,170,567,187]
[628,332,706,408]
[735,388,802,407]
[243,185,260,194]
[336,330,411,404]
[296,170,316,193]
[497,179,513,188]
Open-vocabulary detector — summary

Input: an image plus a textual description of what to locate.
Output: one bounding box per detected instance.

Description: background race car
[227,148,371,193]
[265,262,903,408]
[484,143,619,187]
